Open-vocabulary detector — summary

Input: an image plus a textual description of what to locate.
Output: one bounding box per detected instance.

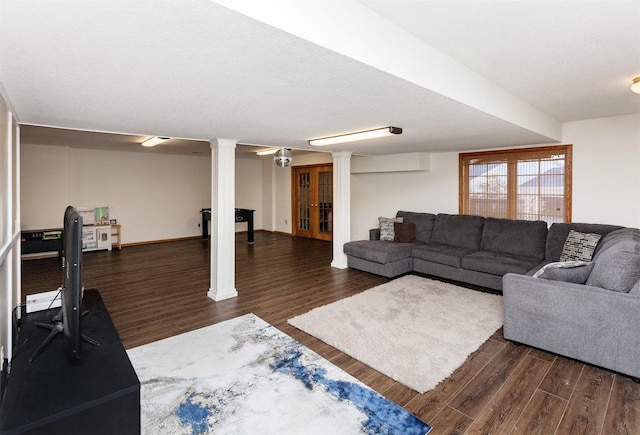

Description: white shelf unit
[82,225,112,252]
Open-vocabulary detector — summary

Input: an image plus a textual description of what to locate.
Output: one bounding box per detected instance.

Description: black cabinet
[21,229,63,257]
[0,290,140,434]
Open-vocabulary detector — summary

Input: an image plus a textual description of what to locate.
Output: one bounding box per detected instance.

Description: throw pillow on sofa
[585,249,640,292]
[379,216,403,241]
[559,230,602,261]
[533,261,594,284]
[393,222,416,243]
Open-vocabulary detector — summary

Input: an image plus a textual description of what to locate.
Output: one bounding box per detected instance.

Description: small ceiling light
[309,126,402,146]
[256,148,280,156]
[141,136,170,147]
[274,148,292,167]
[632,77,640,94]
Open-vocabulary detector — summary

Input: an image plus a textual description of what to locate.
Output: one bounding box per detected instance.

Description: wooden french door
[292,164,333,241]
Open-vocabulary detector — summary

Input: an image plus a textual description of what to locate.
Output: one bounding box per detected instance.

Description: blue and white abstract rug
[127,313,431,434]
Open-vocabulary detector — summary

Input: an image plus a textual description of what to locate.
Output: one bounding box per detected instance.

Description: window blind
[459,145,572,223]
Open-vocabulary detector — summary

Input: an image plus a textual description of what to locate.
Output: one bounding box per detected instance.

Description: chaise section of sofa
[343,211,436,278]
[343,240,414,278]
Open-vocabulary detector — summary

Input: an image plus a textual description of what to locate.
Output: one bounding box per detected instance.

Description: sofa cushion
[545,222,623,261]
[480,217,547,260]
[592,228,640,261]
[393,222,416,243]
[396,211,436,244]
[411,243,474,268]
[586,248,640,292]
[462,251,542,276]
[378,216,403,241]
[430,214,485,250]
[533,261,594,284]
[559,230,601,262]
[343,240,413,264]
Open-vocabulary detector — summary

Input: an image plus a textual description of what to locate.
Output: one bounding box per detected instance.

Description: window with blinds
[459,145,572,223]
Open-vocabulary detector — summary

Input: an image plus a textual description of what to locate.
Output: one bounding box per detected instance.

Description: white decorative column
[208,138,238,301]
[331,151,352,269]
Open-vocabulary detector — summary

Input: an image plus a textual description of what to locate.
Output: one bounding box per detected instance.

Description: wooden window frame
[459,145,572,223]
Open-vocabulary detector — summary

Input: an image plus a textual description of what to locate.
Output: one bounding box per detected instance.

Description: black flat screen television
[62,205,84,360]
[29,205,98,363]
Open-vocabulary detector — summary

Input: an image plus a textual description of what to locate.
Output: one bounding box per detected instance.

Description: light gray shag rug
[288,275,504,393]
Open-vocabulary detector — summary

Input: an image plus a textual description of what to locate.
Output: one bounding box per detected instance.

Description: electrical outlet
[284,219,288,225]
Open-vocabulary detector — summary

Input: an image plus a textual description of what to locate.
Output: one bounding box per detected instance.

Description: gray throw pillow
[533,261,594,284]
[378,216,403,241]
[586,249,640,292]
[559,230,602,262]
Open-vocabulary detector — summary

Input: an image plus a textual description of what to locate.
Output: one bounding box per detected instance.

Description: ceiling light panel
[309,127,402,146]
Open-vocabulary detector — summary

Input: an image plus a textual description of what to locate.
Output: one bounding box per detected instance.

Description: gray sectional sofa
[344,211,640,379]
[344,211,550,290]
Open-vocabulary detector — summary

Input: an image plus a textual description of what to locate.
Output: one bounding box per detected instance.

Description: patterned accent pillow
[378,216,403,241]
[559,230,602,262]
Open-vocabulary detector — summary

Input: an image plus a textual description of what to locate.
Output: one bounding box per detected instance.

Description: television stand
[0,290,140,434]
[29,309,100,363]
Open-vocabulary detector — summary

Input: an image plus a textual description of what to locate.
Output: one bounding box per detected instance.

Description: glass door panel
[318,170,333,235]
[298,172,311,231]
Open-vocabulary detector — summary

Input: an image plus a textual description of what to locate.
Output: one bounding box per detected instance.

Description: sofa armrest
[369,228,381,240]
[503,273,640,378]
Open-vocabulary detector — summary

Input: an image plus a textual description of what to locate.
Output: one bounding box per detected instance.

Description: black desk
[0,290,140,434]
[201,208,255,244]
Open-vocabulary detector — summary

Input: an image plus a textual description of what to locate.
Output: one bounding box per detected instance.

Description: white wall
[19,113,640,245]
[20,144,275,244]
[350,152,459,240]
[564,113,640,228]
[260,158,274,231]
[21,144,211,244]
[349,113,640,240]
[20,144,70,229]
[235,156,263,232]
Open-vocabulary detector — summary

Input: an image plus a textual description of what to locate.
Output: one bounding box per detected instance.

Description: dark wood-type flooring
[21,232,640,434]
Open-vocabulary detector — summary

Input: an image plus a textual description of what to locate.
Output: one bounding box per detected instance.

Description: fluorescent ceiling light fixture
[309,126,402,146]
[141,136,170,147]
[632,77,640,94]
[256,148,280,156]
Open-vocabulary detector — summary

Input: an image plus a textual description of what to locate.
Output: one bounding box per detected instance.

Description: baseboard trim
[121,236,201,248]
[117,230,296,248]
[207,287,238,301]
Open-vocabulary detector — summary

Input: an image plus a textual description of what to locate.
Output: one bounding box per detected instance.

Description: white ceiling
[1,0,639,157]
